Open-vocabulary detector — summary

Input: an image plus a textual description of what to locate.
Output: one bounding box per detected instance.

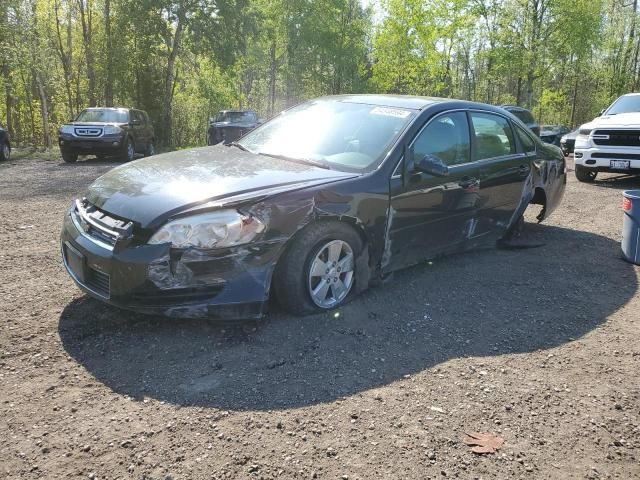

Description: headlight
[148,210,265,249]
[103,125,123,135]
[578,128,592,136]
[60,125,74,134]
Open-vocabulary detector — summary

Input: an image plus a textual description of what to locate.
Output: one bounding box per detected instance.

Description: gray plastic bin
[622,190,640,265]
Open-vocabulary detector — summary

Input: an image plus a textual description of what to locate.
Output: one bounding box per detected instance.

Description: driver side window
[412,112,470,166]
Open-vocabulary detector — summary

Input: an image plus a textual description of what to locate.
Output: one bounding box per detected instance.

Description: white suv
[574,93,640,182]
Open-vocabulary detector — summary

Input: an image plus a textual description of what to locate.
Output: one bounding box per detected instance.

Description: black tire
[121,137,135,162]
[62,150,78,163]
[0,142,10,162]
[273,221,363,316]
[575,164,597,183]
[144,140,156,157]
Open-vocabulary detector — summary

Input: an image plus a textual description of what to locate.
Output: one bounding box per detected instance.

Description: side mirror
[599,108,606,116]
[415,154,449,177]
[131,119,141,126]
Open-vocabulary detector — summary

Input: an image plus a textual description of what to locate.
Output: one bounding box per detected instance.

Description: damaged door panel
[60,95,566,320]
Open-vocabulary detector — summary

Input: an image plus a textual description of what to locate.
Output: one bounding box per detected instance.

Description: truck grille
[86,267,110,297]
[592,129,640,147]
[74,127,103,137]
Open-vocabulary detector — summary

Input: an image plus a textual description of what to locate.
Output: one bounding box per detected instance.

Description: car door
[470,111,533,235]
[386,110,481,271]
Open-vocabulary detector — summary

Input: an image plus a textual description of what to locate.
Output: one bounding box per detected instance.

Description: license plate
[64,242,86,282]
[79,142,94,149]
[610,160,630,170]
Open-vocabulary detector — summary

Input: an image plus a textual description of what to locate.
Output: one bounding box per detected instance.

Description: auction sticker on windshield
[370,107,411,118]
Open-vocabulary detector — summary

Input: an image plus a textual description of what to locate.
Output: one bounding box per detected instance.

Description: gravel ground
[1,154,639,480]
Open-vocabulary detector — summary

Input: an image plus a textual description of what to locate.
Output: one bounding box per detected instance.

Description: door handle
[518,164,529,175]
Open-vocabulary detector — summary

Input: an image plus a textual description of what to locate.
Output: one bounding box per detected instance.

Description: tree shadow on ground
[58,223,638,411]
[592,173,640,190]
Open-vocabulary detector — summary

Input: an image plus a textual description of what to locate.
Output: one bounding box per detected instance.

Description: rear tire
[121,137,135,162]
[62,150,78,163]
[575,164,597,183]
[0,142,10,162]
[273,221,363,316]
[144,140,155,157]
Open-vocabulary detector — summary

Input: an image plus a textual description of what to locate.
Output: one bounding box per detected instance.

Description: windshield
[217,111,256,123]
[606,95,640,115]
[76,109,129,123]
[238,100,415,172]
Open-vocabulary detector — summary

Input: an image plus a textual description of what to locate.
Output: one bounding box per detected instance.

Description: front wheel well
[271,217,372,307]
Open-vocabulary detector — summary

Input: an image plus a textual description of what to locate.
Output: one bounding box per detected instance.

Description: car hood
[584,112,640,128]
[86,145,358,228]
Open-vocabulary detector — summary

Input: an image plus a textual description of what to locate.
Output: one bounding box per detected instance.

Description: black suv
[207,110,260,145]
[58,108,155,163]
[500,105,541,137]
[0,121,10,161]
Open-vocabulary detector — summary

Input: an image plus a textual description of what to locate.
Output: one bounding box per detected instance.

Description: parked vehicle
[560,128,579,156]
[574,93,640,182]
[58,108,155,163]
[207,110,260,145]
[0,121,10,162]
[500,105,541,136]
[540,125,571,147]
[61,95,566,320]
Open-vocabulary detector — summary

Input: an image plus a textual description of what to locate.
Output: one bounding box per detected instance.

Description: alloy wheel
[307,239,355,308]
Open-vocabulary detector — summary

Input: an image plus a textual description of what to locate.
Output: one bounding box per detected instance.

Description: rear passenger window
[412,112,470,166]
[515,125,536,153]
[470,112,516,160]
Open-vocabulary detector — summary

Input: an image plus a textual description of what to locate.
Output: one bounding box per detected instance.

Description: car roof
[316,95,520,118]
[320,94,449,110]
[219,110,256,113]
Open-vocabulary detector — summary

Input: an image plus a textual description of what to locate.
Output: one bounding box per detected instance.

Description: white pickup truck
[574,93,640,182]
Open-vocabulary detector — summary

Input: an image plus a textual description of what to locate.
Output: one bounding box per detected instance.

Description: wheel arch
[272,215,373,299]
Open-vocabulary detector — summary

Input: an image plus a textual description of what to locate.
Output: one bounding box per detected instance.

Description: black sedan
[560,128,579,156]
[540,125,571,147]
[61,95,566,320]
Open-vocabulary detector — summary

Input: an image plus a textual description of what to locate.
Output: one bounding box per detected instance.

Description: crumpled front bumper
[60,212,286,320]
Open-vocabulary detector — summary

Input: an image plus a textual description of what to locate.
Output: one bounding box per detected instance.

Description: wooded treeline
[0,0,638,148]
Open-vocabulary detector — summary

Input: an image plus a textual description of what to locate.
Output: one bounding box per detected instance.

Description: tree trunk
[162,16,184,147]
[34,70,51,148]
[268,38,277,117]
[54,0,75,119]
[78,0,96,107]
[104,0,113,106]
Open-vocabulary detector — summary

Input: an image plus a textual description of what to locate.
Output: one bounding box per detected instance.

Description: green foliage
[0,0,638,148]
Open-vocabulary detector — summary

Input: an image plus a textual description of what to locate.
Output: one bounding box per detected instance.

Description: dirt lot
[1,153,639,480]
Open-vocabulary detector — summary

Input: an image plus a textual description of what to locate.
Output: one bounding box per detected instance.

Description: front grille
[593,129,640,147]
[592,152,640,160]
[73,200,133,247]
[74,127,103,137]
[86,267,110,297]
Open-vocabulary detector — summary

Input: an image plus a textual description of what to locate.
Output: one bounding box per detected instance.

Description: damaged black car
[61,95,566,320]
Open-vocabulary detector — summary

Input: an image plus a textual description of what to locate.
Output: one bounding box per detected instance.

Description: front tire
[62,150,78,163]
[274,222,363,316]
[575,164,597,183]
